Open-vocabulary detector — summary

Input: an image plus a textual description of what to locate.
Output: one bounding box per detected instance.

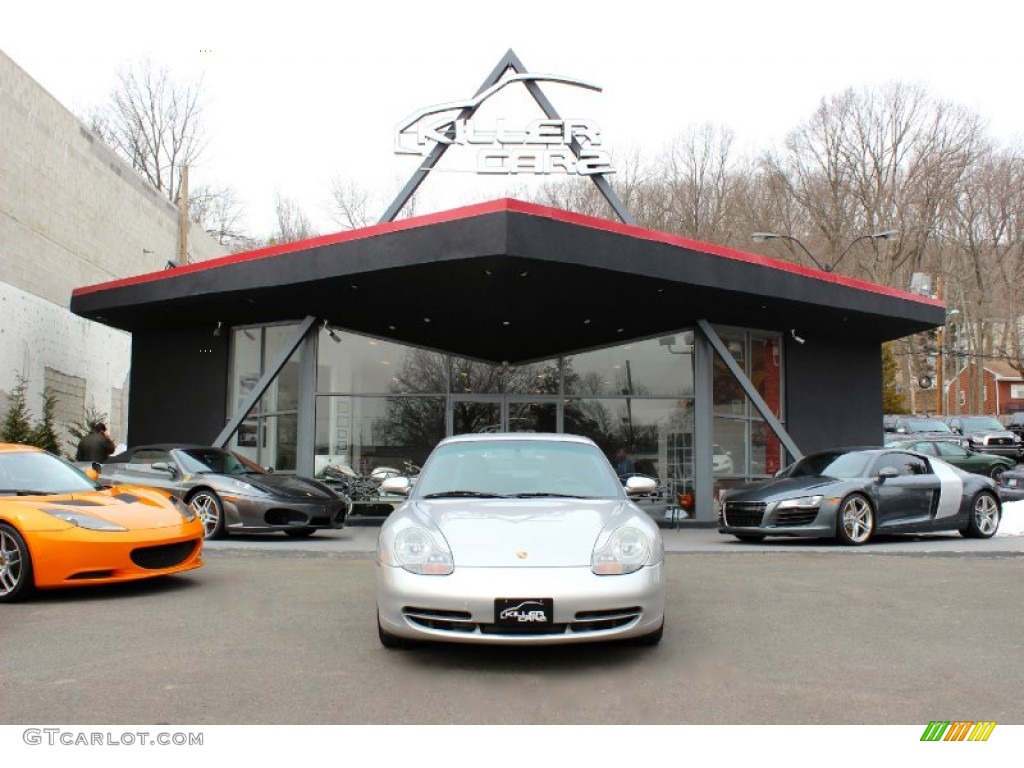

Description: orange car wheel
[0,523,35,603]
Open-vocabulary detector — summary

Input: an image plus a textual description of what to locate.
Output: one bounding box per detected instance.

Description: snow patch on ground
[998,499,1024,535]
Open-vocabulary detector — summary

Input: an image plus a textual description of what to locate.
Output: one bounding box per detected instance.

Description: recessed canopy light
[617,328,625,333]
[583,319,591,325]
[423,317,431,323]
[502,321,511,326]
[388,325,397,331]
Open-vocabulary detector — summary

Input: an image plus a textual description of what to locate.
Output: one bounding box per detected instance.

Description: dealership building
[68,52,943,522]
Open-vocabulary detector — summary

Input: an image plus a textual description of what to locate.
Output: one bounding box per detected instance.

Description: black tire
[284,527,317,538]
[0,523,35,603]
[734,533,766,543]
[378,614,418,649]
[989,464,1007,481]
[960,491,1001,539]
[835,493,875,546]
[188,489,226,539]
[625,620,664,646]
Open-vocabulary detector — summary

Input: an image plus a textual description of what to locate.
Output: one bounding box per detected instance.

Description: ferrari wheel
[961,491,1000,539]
[189,490,226,539]
[284,527,317,538]
[0,523,34,603]
[836,494,874,546]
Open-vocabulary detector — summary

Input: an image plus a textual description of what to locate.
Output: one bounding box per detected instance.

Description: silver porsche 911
[375,433,666,648]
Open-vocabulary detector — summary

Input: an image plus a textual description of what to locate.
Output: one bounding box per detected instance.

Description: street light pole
[751,230,899,272]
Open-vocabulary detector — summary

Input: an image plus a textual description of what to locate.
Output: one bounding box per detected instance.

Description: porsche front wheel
[836,494,874,546]
[0,523,34,603]
[189,490,226,539]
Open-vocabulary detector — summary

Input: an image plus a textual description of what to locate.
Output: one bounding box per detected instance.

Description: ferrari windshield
[414,439,624,499]
[0,450,99,495]
[779,450,872,480]
[177,448,254,476]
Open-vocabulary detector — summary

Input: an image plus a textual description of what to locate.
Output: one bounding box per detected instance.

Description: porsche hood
[409,498,635,567]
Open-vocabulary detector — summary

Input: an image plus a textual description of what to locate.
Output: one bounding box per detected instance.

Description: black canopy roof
[71,199,943,364]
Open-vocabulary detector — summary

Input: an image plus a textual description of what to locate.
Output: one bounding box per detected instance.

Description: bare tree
[269,193,316,244]
[91,59,206,204]
[188,184,254,251]
[329,176,374,230]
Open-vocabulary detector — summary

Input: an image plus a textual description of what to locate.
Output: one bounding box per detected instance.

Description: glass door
[448,395,562,435]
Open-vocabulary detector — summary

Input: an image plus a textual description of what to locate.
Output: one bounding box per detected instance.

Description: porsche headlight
[776,495,823,510]
[393,527,454,575]
[592,526,651,575]
[42,509,127,531]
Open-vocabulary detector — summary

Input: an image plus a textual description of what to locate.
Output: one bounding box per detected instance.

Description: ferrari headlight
[592,526,651,575]
[230,480,268,495]
[393,527,454,575]
[42,509,127,531]
[776,495,823,510]
[169,495,197,522]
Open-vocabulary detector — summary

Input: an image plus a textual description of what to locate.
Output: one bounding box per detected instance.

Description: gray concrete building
[0,49,225,450]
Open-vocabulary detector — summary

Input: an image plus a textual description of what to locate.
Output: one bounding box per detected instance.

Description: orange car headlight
[42,509,127,532]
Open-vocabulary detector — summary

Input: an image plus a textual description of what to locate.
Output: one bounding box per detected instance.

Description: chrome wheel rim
[974,494,1000,536]
[190,494,220,538]
[841,497,873,543]
[0,529,25,596]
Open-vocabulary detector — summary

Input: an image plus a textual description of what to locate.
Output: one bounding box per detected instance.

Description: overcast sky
[4,0,1022,240]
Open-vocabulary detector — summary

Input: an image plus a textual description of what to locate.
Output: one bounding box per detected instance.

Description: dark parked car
[996,467,1024,501]
[1006,412,1024,440]
[718,447,1001,545]
[889,416,957,438]
[944,415,1022,460]
[99,444,346,539]
[886,437,1015,480]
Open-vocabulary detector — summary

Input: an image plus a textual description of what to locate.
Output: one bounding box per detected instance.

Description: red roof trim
[72,197,944,308]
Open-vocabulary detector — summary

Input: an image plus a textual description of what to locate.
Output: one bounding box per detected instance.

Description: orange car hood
[6,487,190,531]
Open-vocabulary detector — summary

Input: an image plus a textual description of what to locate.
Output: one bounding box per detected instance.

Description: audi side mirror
[878,467,899,481]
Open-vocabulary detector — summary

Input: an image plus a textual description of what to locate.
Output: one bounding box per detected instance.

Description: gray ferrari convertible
[375,433,666,648]
[719,447,1001,545]
[99,444,346,539]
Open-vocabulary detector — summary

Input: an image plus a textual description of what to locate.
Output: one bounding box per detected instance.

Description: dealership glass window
[563,397,694,518]
[447,357,562,395]
[711,329,785,501]
[314,394,444,480]
[317,329,448,395]
[567,333,694,398]
[228,323,303,472]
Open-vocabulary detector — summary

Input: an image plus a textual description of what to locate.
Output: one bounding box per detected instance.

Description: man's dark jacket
[76,431,115,462]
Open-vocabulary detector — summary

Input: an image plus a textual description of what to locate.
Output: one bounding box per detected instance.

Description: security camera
[790,329,805,345]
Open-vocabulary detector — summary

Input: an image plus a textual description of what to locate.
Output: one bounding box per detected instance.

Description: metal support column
[693,326,714,522]
[295,323,319,477]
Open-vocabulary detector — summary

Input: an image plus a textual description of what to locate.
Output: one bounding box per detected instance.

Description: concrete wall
[0,49,226,445]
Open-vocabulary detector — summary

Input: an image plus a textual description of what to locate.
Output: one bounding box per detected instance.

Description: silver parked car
[99,444,346,539]
[375,433,666,648]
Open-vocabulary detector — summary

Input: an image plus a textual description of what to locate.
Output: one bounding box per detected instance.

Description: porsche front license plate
[495,598,554,626]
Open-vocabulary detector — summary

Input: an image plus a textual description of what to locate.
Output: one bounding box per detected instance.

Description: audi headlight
[393,527,454,575]
[776,495,824,509]
[592,526,651,575]
[42,509,127,531]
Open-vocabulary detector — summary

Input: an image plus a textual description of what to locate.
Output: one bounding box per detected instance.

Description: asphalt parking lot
[3,525,1023,726]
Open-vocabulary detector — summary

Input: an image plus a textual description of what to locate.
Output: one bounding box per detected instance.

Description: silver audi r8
[719,447,1001,545]
[375,433,666,648]
[99,444,346,539]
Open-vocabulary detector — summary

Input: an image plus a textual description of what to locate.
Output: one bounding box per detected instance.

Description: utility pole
[177,164,189,265]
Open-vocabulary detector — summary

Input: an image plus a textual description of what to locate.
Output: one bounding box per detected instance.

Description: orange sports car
[0,443,204,602]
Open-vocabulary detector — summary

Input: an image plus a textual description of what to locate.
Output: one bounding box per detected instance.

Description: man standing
[76,422,115,462]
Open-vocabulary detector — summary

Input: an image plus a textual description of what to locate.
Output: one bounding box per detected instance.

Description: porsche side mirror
[625,476,658,495]
[151,461,178,476]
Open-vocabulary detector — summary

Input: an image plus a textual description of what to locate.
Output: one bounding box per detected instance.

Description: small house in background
[944,360,1024,416]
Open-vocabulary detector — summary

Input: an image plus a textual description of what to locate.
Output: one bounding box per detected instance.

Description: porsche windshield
[780,451,872,480]
[0,450,99,495]
[178,449,253,475]
[414,440,623,499]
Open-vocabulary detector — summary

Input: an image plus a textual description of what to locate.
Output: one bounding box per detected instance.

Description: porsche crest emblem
[516,550,528,560]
